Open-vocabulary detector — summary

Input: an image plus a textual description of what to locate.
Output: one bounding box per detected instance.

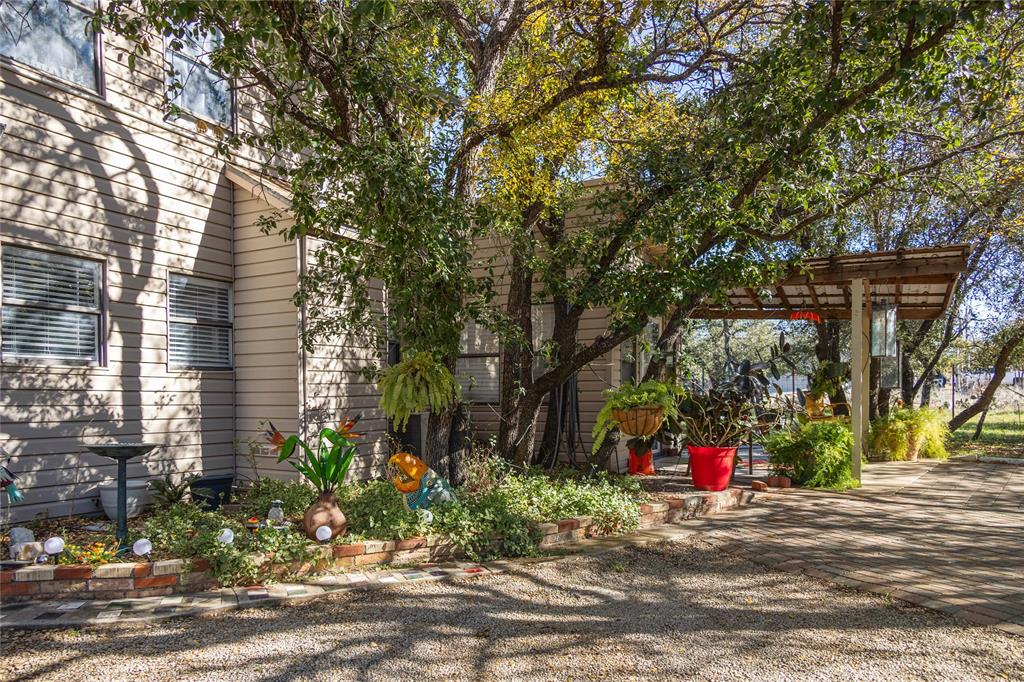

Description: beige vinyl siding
[0,32,242,521]
[300,237,388,481]
[231,190,300,481]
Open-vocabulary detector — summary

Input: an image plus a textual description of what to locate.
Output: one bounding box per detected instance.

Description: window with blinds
[457,321,500,403]
[168,273,232,369]
[1,246,103,363]
[456,305,556,404]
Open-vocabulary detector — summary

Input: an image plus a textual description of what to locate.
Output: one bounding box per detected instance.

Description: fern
[379,351,460,430]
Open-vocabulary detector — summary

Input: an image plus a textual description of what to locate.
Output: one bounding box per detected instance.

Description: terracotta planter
[304,492,347,540]
[688,445,737,492]
[776,476,792,489]
[766,475,781,488]
[613,406,665,437]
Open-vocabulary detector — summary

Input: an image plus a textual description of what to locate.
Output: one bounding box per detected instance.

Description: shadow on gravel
[7,537,1017,682]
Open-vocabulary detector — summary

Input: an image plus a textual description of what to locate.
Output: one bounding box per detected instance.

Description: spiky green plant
[378,351,460,430]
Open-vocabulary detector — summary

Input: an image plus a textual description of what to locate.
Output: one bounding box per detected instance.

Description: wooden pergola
[689,245,971,482]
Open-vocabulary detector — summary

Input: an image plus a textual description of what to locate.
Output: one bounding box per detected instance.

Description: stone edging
[1,487,753,603]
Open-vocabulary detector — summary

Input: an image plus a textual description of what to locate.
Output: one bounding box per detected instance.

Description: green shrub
[337,480,430,540]
[433,463,646,561]
[870,407,948,461]
[763,421,858,489]
[240,478,316,519]
[137,503,314,586]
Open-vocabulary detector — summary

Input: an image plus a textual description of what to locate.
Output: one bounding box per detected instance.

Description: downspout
[230,181,237,483]
[298,234,310,442]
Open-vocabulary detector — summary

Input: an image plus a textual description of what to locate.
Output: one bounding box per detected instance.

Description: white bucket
[98,479,150,521]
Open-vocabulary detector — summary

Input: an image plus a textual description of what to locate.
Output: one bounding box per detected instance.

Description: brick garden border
[1,487,752,602]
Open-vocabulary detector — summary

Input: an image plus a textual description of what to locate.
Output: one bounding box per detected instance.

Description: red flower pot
[688,445,737,491]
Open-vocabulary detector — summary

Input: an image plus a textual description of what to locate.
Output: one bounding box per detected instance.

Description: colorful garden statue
[1,457,22,503]
[386,452,455,521]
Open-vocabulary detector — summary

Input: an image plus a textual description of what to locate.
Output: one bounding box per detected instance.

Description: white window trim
[0,0,105,97]
[166,271,233,371]
[0,243,106,367]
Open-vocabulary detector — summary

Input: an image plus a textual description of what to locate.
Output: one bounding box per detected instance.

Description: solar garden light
[43,536,65,562]
[315,525,332,542]
[217,528,234,544]
[133,538,153,559]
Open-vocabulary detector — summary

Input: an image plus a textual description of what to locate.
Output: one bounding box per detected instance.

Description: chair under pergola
[689,244,971,482]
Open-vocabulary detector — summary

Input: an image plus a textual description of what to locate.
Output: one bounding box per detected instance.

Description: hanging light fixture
[789,310,822,324]
[871,300,898,357]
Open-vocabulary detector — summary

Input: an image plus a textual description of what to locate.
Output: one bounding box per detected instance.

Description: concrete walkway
[695,459,1024,637]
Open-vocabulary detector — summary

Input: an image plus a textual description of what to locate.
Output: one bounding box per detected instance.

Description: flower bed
[0,486,753,602]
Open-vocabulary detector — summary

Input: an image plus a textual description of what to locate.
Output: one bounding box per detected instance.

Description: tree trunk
[815,320,849,413]
[949,323,1024,431]
[920,371,933,407]
[424,402,457,480]
[496,249,535,461]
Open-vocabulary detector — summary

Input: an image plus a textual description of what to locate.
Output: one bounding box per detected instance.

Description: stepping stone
[57,601,87,611]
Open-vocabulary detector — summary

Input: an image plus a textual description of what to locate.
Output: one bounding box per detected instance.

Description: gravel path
[3,536,1022,682]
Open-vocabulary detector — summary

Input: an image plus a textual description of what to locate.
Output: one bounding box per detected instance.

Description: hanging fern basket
[613,406,665,437]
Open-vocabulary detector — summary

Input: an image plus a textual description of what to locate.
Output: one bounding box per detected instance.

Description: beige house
[0,7,387,522]
[0,5,640,524]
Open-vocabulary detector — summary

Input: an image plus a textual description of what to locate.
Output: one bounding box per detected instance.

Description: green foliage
[336,480,430,540]
[147,473,201,508]
[137,504,316,586]
[592,381,681,453]
[433,462,646,561]
[677,386,754,448]
[870,408,949,461]
[806,361,848,400]
[378,352,460,430]
[274,425,358,494]
[240,478,316,519]
[763,421,858,489]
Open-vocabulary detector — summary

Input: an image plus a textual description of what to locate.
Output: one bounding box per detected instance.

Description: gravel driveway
[3,536,1022,682]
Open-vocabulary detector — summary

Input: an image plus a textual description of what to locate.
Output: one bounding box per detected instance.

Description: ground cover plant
[763,421,859,489]
[18,455,648,585]
[869,407,949,461]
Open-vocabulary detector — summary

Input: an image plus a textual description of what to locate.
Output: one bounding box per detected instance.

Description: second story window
[0,0,101,92]
[1,245,103,364]
[168,273,232,369]
[167,29,232,129]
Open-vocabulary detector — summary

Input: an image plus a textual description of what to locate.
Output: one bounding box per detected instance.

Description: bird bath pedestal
[82,443,158,547]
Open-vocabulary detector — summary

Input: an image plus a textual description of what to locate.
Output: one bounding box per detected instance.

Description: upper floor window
[168,273,232,369]
[167,29,232,128]
[0,0,101,92]
[1,245,103,364]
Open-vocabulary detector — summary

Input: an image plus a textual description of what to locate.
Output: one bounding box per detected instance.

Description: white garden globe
[315,525,332,542]
[43,537,65,555]
[133,538,153,556]
[217,528,234,544]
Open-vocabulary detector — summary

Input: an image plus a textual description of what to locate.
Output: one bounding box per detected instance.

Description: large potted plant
[678,386,752,491]
[266,420,359,540]
[593,381,680,474]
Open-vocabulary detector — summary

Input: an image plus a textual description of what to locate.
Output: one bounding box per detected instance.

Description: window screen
[168,273,232,368]
[1,246,102,362]
[0,0,100,91]
[167,29,232,127]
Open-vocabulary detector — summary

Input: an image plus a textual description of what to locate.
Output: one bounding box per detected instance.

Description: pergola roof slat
[690,245,970,321]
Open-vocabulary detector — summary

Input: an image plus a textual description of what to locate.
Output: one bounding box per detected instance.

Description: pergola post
[850,278,871,482]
